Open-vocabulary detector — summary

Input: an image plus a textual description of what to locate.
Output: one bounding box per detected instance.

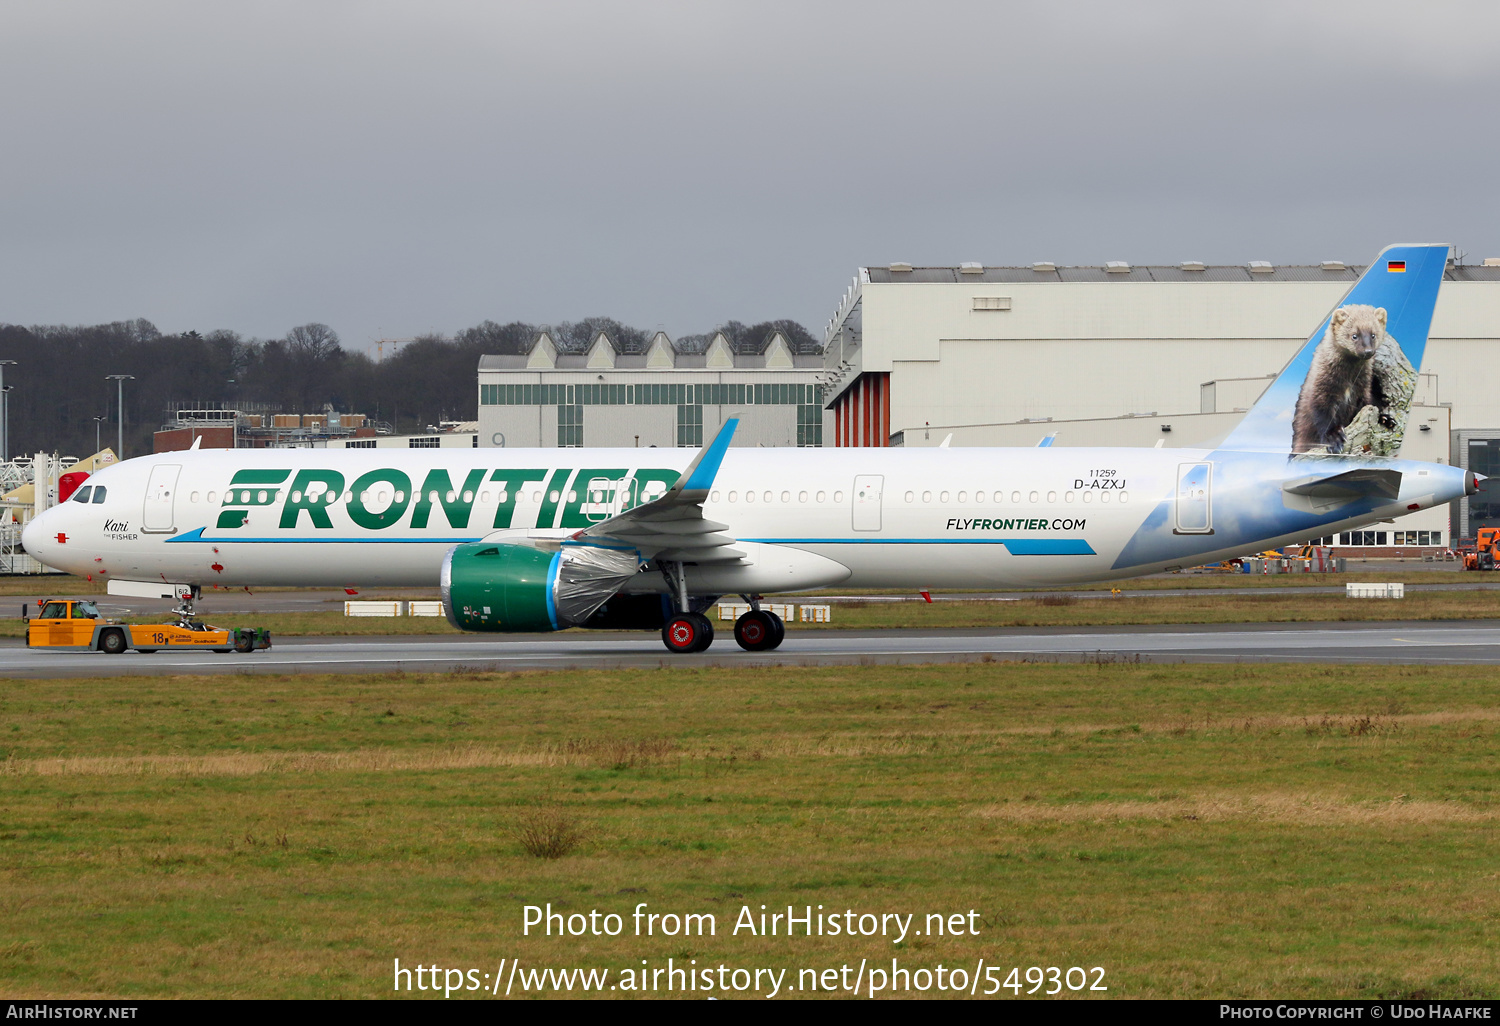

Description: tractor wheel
[233,633,254,653]
[100,629,127,655]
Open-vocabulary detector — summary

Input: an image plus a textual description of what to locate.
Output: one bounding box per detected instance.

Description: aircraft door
[142,464,182,534]
[852,474,883,532]
[1173,462,1213,535]
[583,476,634,522]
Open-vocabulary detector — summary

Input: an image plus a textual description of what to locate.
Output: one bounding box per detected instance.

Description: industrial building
[476,329,826,449]
[153,404,379,451]
[820,256,1500,550]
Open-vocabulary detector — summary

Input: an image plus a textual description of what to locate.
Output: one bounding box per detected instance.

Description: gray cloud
[1,1,1496,349]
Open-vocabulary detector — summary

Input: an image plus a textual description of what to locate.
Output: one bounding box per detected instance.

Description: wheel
[734,610,778,651]
[766,610,785,650]
[99,629,127,655]
[661,612,713,654]
[233,633,254,653]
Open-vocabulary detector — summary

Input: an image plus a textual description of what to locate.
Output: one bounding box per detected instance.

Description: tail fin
[1220,243,1447,454]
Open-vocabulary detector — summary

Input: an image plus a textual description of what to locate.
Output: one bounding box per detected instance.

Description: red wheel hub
[669,621,695,647]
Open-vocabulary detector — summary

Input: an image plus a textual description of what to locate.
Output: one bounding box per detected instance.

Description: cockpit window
[40,602,67,619]
[72,601,100,619]
[72,486,92,503]
[92,487,107,503]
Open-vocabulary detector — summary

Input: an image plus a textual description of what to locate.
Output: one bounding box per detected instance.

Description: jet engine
[441,541,642,632]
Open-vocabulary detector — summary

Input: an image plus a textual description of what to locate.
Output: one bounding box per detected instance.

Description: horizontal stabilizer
[1282,467,1402,514]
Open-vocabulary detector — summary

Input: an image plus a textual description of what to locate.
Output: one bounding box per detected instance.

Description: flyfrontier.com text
[523,903,982,943]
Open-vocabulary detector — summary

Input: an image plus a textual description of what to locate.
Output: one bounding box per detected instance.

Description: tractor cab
[28,599,110,647]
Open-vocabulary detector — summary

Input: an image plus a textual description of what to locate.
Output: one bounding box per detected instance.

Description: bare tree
[285,323,342,360]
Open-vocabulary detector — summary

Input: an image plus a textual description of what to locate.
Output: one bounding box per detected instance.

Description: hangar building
[477,329,826,450]
[820,256,1500,549]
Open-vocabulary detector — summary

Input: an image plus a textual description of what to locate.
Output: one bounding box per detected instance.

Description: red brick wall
[153,426,235,452]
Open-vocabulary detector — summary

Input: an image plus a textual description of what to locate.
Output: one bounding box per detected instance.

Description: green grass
[1,662,1497,999]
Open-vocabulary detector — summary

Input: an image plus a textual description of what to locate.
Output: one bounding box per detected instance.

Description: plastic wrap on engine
[553,544,641,626]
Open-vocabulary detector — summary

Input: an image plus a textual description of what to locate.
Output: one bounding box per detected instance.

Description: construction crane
[374,337,415,362]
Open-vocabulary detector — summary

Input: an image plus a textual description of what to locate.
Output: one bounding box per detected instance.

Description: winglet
[675,418,738,495]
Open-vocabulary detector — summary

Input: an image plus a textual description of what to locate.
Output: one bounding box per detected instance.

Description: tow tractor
[25,597,271,654]
[1462,527,1500,571]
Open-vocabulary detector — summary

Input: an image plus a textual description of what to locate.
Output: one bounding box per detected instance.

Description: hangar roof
[863,264,1500,284]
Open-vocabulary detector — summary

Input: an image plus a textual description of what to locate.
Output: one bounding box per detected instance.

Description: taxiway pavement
[4,620,1500,678]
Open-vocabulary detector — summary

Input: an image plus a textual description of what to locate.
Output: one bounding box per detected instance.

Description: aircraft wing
[574,418,744,563]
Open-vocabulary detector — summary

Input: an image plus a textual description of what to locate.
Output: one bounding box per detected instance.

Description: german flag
[1387,260,1407,272]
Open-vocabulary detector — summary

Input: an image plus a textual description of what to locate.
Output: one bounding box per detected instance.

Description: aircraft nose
[20,512,50,559]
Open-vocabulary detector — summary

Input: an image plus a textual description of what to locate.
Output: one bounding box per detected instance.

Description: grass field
[1,662,1497,999]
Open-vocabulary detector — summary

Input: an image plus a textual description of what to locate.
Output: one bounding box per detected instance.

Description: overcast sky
[2,1,1496,351]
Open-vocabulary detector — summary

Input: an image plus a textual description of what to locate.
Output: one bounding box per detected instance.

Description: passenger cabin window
[72,486,92,503]
[92,487,107,503]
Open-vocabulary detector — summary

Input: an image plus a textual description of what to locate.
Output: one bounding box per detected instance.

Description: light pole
[105,375,134,459]
[93,416,108,457]
[0,360,15,462]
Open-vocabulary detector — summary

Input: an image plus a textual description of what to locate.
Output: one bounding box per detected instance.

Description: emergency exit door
[1173,462,1213,535]
[852,474,883,531]
[142,464,181,534]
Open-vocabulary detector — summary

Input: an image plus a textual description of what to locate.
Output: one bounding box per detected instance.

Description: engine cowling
[441,541,641,632]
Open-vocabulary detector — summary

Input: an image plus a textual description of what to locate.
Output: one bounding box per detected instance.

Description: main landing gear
[658,561,715,654]
[662,611,714,654]
[656,564,786,654]
[732,607,784,652]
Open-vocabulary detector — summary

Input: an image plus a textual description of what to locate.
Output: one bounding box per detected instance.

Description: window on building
[1469,439,1500,533]
[558,405,584,447]
[347,439,376,448]
[676,404,702,447]
[408,437,440,448]
[797,405,823,446]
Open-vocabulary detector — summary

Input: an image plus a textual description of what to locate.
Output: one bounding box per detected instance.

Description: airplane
[22,244,1481,654]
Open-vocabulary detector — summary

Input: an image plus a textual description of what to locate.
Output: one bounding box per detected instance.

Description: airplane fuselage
[22,445,1469,593]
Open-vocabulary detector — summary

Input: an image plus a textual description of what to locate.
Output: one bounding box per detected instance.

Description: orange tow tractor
[25,598,272,654]
[1462,527,1500,571]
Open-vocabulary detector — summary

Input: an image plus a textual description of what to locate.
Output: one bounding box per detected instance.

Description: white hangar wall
[821,259,1500,547]
[831,276,1500,435]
